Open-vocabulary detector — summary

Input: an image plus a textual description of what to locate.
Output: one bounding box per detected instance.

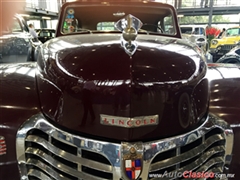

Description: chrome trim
[115,14,142,56]
[100,114,159,128]
[28,169,54,180]
[16,113,233,180]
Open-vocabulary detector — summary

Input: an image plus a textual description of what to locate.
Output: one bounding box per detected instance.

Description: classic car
[180,25,208,52]
[216,43,240,64]
[36,28,56,43]
[0,1,240,180]
[209,26,240,62]
[0,14,41,63]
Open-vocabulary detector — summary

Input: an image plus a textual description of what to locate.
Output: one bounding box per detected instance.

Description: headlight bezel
[211,39,218,45]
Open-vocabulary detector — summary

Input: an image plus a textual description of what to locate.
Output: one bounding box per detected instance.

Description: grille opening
[51,137,77,155]
[81,149,111,165]
[207,162,224,171]
[152,149,176,163]
[150,164,177,175]
[25,142,78,170]
[205,140,225,152]
[26,156,78,180]
[25,154,51,168]
[180,153,201,168]
[27,165,50,179]
[25,141,49,153]
[27,129,49,141]
[209,152,225,160]
[50,165,78,180]
[28,177,41,180]
[205,128,223,140]
[180,138,202,153]
[52,153,78,169]
[82,166,113,179]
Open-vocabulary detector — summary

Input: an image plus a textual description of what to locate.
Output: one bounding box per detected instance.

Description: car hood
[36,34,208,141]
[216,36,240,45]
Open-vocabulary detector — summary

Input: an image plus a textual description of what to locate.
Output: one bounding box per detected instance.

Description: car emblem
[115,14,143,56]
[0,136,7,155]
[122,142,143,180]
[100,114,159,128]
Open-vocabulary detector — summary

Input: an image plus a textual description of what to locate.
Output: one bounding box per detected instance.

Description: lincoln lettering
[100,114,159,128]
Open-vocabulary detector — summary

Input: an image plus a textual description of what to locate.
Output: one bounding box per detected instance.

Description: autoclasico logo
[183,171,214,178]
[149,171,235,179]
[100,114,159,128]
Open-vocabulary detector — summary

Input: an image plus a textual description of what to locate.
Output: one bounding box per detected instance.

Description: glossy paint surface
[37,34,208,141]
[0,63,40,179]
[207,63,240,178]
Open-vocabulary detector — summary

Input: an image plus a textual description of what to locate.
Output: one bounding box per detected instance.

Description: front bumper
[16,113,233,180]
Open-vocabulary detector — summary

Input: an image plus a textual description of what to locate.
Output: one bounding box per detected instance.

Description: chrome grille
[149,129,226,179]
[24,130,112,180]
[16,113,233,180]
[221,45,235,51]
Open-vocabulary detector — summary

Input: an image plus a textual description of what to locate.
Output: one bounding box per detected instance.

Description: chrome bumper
[16,113,233,180]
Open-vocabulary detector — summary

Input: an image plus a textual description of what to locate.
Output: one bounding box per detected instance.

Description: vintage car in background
[216,43,240,64]
[209,26,240,62]
[36,28,56,43]
[180,25,208,52]
[0,14,41,63]
[0,1,240,180]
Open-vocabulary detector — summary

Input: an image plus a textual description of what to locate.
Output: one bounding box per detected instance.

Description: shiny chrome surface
[115,14,142,56]
[100,114,159,128]
[16,113,233,180]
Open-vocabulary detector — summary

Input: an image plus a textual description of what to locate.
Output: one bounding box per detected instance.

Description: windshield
[180,27,205,35]
[226,28,240,37]
[61,4,176,36]
[180,27,193,34]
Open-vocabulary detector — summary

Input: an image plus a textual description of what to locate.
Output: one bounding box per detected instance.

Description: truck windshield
[61,4,176,36]
[226,28,240,36]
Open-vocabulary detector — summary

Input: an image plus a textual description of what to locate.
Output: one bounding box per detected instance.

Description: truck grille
[24,129,113,180]
[149,128,226,179]
[16,113,233,180]
[221,45,235,51]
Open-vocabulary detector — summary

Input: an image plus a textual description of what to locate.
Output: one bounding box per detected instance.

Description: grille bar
[27,159,70,180]
[179,147,224,172]
[26,135,113,173]
[28,169,55,180]
[150,134,224,171]
[197,157,224,172]
[26,147,108,180]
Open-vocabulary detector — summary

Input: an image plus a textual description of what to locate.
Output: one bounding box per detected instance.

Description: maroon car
[0,1,239,180]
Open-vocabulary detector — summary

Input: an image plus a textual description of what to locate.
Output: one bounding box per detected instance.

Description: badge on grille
[121,142,143,180]
[0,136,7,155]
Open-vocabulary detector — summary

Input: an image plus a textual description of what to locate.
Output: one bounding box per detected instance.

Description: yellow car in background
[209,26,240,62]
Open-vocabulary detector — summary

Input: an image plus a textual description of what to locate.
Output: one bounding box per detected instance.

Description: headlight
[217,46,222,50]
[211,40,218,45]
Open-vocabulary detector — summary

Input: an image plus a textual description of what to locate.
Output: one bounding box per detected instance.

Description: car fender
[0,62,41,179]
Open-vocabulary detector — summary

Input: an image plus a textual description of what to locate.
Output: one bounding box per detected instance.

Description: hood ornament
[115,14,143,56]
